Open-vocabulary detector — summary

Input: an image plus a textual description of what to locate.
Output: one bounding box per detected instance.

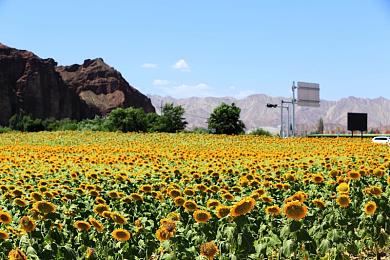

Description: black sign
[347,113,367,132]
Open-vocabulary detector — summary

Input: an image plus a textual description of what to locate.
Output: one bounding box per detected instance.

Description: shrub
[104,107,147,132]
[249,128,272,136]
[207,103,245,135]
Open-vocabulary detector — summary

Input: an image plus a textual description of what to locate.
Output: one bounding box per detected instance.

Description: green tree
[207,103,245,134]
[104,107,147,132]
[156,103,187,133]
[317,117,324,134]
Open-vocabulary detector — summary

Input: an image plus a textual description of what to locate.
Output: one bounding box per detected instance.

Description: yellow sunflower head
[337,183,350,194]
[8,248,27,260]
[364,201,377,215]
[183,200,198,212]
[0,230,9,240]
[283,201,308,220]
[230,197,256,217]
[215,205,231,218]
[336,194,351,208]
[193,210,212,223]
[265,205,281,216]
[33,201,56,214]
[112,228,131,242]
[0,211,12,225]
[19,216,36,233]
[200,241,219,260]
[73,221,91,232]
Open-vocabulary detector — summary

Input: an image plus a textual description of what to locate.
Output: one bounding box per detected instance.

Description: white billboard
[297,82,320,107]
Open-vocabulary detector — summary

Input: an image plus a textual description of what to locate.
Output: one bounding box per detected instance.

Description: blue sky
[1,0,390,100]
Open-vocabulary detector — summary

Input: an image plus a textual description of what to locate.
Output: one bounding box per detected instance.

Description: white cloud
[172,59,190,71]
[152,79,171,86]
[158,83,213,98]
[141,63,158,69]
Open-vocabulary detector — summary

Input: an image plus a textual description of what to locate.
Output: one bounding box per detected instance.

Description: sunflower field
[0,132,389,259]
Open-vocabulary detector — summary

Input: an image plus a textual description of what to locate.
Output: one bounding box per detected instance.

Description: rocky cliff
[0,43,155,125]
[56,58,155,115]
[0,43,92,125]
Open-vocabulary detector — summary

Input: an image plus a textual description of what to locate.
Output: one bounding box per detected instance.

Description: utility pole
[292,81,297,137]
[280,100,284,137]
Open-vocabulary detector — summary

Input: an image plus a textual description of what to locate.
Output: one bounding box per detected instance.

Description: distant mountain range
[149,95,390,133]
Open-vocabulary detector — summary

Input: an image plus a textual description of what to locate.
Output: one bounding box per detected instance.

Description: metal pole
[280,100,284,137]
[287,105,290,137]
[292,82,296,136]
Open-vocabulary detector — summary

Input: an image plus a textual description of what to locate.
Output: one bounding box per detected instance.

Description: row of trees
[3,102,271,135]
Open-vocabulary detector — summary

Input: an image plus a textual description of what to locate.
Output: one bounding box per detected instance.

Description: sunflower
[85,247,96,260]
[265,205,281,216]
[368,186,382,197]
[215,205,230,218]
[312,199,326,209]
[200,241,218,260]
[74,221,91,232]
[0,211,12,224]
[255,188,266,196]
[184,188,196,196]
[283,201,308,220]
[161,221,176,235]
[207,199,221,209]
[336,194,350,208]
[19,216,36,233]
[221,192,235,201]
[193,210,212,223]
[261,195,273,203]
[88,218,104,232]
[93,204,110,215]
[0,230,9,240]
[337,183,349,194]
[130,193,144,201]
[8,248,27,260]
[140,184,152,193]
[183,200,198,211]
[33,201,56,214]
[112,228,131,242]
[169,189,181,198]
[110,212,127,225]
[312,174,324,184]
[167,212,181,221]
[291,191,308,202]
[174,196,185,206]
[230,197,256,217]
[364,201,377,215]
[156,227,171,242]
[13,198,28,207]
[347,171,361,180]
[30,192,42,201]
[102,211,112,219]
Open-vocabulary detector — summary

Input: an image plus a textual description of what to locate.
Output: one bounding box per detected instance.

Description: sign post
[347,113,367,138]
[292,82,320,136]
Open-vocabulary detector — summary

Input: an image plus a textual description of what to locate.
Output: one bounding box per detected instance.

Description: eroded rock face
[56,58,155,115]
[0,43,155,125]
[0,43,92,125]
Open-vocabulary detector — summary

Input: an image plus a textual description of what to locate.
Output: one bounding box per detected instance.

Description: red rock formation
[0,43,155,125]
[0,43,92,125]
[56,58,155,115]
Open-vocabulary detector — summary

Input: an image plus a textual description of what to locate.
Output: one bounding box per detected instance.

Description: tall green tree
[104,107,147,132]
[207,103,245,134]
[156,103,187,133]
[317,117,324,134]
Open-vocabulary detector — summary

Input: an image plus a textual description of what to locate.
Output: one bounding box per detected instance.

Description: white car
[371,136,390,144]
